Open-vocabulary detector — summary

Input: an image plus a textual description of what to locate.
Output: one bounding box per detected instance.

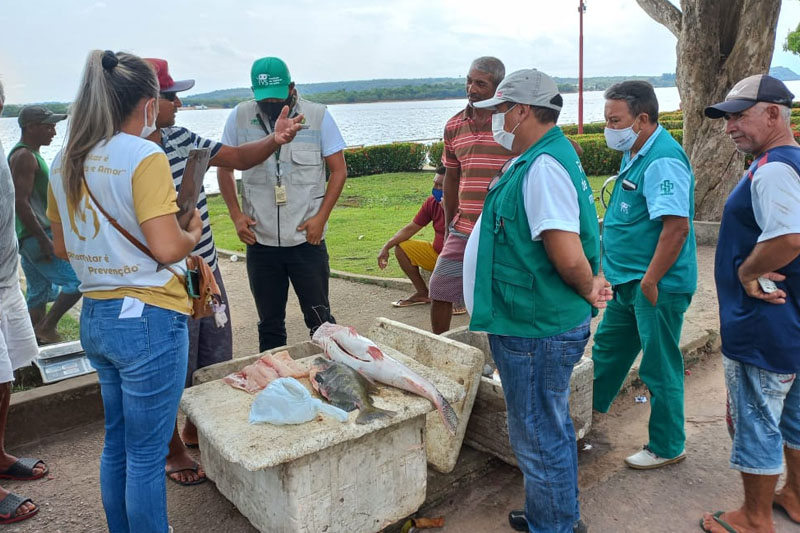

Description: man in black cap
[9,106,81,345]
[144,58,304,486]
[701,74,800,533]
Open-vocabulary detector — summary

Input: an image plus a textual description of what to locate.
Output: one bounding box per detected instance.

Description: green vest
[470,126,601,338]
[9,142,51,241]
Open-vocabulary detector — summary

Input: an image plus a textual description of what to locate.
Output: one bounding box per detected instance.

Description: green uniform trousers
[592,280,692,459]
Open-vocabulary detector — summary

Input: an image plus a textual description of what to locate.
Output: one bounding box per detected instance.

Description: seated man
[377,166,445,307]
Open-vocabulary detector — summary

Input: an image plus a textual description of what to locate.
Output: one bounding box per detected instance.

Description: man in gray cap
[701,74,800,533]
[463,68,611,533]
[9,106,81,345]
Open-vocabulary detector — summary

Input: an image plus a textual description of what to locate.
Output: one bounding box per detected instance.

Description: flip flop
[452,306,467,316]
[0,493,38,524]
[774,500,800,524]
[166,461,207,486]
[391,298,429,308]
[699,511,738,533]
[0,458,48,481]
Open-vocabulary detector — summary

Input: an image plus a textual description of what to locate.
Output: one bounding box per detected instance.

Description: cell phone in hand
[757,276,778,294]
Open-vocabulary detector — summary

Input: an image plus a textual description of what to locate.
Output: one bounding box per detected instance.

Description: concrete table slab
[181,351,465,533]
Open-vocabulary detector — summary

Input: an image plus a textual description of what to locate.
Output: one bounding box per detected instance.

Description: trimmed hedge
[343,142,427,177]
[428,141,444,167]
[566,129,684,175]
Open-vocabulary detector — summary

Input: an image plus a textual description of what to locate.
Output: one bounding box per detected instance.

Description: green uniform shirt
[470,126,601,338]
[9,142,51,241]
[602,126,697,294]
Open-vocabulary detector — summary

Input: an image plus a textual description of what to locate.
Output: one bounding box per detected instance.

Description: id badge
[275,184,287,206]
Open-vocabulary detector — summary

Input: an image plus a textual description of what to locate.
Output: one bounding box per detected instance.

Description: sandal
[0,458,48,481]
[391,297,430,308]
[166,461,207,486]
[699,511,738,533]
[0,493,38,524]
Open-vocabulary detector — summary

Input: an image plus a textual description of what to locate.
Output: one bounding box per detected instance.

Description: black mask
[258,93,295,123]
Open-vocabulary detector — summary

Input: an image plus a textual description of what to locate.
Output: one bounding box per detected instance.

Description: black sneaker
[508,510,588,532]
[508,510,527,532]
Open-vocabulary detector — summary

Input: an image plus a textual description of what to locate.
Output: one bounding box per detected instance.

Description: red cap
[145,58,195,93]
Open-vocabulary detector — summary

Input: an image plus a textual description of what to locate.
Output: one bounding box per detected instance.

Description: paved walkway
[2,245,763,533]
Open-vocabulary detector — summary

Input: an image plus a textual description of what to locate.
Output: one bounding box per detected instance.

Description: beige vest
[235,98,327,247]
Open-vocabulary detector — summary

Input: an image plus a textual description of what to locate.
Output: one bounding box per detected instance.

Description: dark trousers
[246,241,335,351]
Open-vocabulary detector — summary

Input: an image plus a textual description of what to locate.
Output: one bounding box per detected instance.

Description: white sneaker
[625,446,686,469]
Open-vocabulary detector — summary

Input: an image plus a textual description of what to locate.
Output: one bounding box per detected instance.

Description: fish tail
[355,406,397,425]
[435,393,459,435]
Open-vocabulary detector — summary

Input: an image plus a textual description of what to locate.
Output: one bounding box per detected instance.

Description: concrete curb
[217,247,414,290]
[217,222,721,292]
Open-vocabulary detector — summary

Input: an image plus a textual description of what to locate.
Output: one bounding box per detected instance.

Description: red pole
[578,0,585,134]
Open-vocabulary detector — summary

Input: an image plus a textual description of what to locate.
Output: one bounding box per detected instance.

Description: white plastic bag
[249,377,348,425]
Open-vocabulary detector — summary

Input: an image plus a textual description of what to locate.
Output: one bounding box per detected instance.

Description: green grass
[206,172,611,278]
[57,309,81,341]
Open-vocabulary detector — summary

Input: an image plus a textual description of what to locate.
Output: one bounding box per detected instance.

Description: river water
[3,82,798,193]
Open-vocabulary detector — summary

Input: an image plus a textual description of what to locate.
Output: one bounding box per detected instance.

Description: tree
[636,0,782,221]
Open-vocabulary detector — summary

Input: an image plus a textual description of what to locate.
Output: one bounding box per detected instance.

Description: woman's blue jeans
[81,298,188,533]
[488,317,591,533]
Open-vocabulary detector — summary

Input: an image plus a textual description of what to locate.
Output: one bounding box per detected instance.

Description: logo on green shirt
[660,180,674,195]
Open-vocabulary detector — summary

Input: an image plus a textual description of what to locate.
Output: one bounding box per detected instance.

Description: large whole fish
[309,357,396,425]
[313,323,459,435]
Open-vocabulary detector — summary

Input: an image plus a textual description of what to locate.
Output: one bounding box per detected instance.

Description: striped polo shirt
[160,127,223,271]
[443,105,513,235]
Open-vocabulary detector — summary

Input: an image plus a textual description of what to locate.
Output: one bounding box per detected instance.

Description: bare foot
[0,487,37,521]
[775,486,800,523]
[34,326,62,346]
[0,454,47,478]
[165,451,206,485]
[181,420,199,447]
[701,510,773,533]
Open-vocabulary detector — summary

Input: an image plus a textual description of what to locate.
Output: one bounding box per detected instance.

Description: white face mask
[604,116,641,152]
[139,98,157,138]
[492,104,519,151]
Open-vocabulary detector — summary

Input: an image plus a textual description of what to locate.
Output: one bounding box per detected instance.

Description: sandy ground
[4,245,783,533]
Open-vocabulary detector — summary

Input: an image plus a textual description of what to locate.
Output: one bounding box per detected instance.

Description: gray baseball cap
[705,74,794,118]
[474,68,562,111]
[18,105,67,128]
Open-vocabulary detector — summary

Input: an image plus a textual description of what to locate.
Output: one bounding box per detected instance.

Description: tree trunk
[637,0,782,221]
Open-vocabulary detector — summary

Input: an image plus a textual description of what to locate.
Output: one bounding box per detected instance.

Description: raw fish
[313,322,459,435]
[309,357,395,425]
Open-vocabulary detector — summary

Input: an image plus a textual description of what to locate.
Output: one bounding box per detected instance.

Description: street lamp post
[578,0,586,134]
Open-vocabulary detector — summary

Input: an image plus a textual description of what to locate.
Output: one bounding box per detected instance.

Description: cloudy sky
[3,0,800,104]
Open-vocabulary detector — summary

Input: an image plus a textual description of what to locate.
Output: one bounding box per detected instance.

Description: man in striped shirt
[146,58,303,486]
[430,56,513,333]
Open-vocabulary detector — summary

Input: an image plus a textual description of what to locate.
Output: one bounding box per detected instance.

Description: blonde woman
[47,50,201,533]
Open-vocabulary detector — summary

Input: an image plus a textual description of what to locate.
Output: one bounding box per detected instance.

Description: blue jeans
[81,298,188,533]
[489,317,591,533]
[723,355,800,475]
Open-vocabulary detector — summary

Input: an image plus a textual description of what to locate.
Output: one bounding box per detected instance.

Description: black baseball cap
[705,74,795,118]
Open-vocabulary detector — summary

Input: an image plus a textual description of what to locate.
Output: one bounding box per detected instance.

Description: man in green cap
[218,57,347,351]
[9,106,81,345]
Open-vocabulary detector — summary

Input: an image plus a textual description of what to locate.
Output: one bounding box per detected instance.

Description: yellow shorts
[397,240,439,272]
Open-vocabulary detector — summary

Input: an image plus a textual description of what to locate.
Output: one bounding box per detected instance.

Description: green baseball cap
[251,57,292,100]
